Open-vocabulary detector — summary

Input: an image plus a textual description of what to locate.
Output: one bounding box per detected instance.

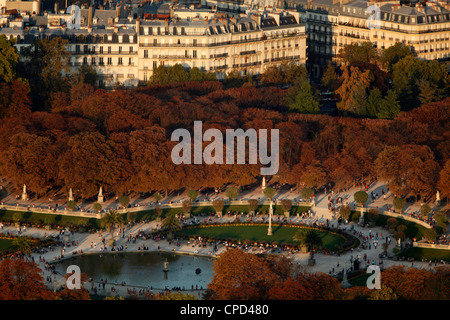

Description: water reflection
[53,252,215,290]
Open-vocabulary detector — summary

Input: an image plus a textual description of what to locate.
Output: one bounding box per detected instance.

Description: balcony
[240,50,256,55]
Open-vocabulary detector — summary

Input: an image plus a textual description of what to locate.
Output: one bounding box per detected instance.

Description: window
[119,46,122,54]
[153,61,157,69]
[144,50,148,58]
[108,46,111,53]
[107,57,112,65]
[193,50,197,58]
[100,46,103,53]
[99,57,104,65]
[129,46,133,53]
[129,57,132,65]
[118,57,123,65]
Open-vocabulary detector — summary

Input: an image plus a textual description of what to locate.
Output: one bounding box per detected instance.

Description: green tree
[420,204,431,218]
[321,61,339,92]
[161,212,182,239]
[339,205,352,220]
[66,200,77,211]
[263,186,276,200]
[280,199,292,215]
[366,209,379,226]
[392,198,406,213]
[377,90,401,119]
[247,199,259,215]
[392,55,448,110]
[225,187,239,201]
[285,81,320,114]
[380,42,414,73]
[12,237,32,255]
[118,195,130,208]
[17,37,70,110]
[153,192,163,203]
[187,189,198,202]
[354,191,368,207]
[300,187,314,200]
[387,218,398,233]
[150,64,190,85]
[182,199,191,216]
[293,229,323,262]
[423,228,437,243]
[93,202,102,213]
[101,210,125,245]
[366,87,383,118]
[349,80,369,116]
[212,199,225,215]
[0,35,19,83]
[338,42,379,66]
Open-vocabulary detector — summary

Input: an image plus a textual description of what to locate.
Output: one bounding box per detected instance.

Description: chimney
[415,2,425,14]
[250,13,261,26]
[88,4,93,26]
[136,17,140,35]
[116,3,122,19]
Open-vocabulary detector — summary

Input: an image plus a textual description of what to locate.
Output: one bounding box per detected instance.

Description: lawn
[135,204,311,221]
[175,225,347,251]
[0,238,14,252]
[399,247,450,262]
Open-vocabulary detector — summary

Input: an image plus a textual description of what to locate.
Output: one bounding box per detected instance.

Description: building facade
[0,3,307,88]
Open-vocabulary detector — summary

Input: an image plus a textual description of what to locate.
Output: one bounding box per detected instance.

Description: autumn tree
[438,160,450,204]
[0,80,32,119]
[335,65,372,113]
[208,248,279,300]
[0,258,54,300]
[0,132,60,197]
[58,131,122,198]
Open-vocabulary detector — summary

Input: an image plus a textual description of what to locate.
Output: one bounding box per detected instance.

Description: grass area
[399,247,450,262]
[175,225,347,251]
[0,209,100,229]
[135,205,311,221]
[348,273,371,287]
[374,215,428,239]
[0,238,14,252]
